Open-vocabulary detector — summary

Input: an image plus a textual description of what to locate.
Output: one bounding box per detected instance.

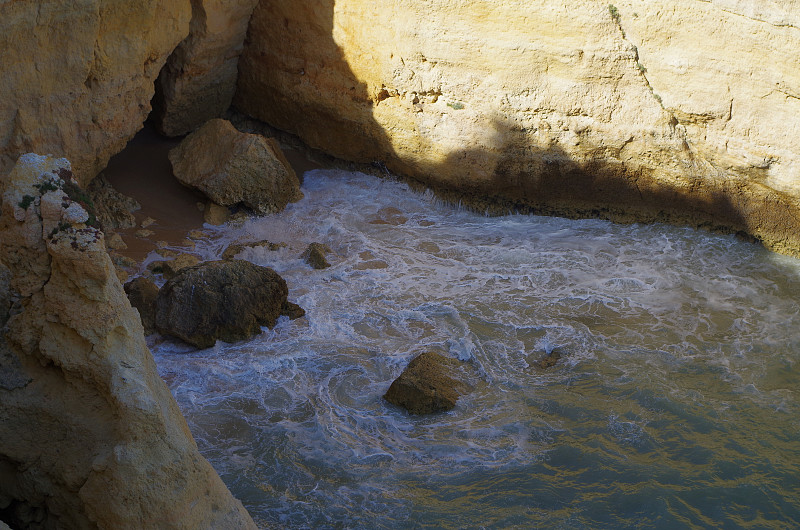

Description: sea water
[151,169,800,529]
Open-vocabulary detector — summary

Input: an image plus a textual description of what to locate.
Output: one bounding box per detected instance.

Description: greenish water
[152,170,800,528]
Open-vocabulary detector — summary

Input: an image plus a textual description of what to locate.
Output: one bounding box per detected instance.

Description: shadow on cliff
[231,0,782,249]
[430,115,761,242]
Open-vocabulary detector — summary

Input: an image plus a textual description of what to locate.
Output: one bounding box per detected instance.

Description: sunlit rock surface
[236,0,800,255]
[0,0,192,185]
[0,154,256,529]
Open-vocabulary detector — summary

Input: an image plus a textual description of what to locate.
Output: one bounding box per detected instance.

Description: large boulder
[152,0,260,136]
[384,352,468,414]
[0,154,256,529]
[169,118,303,214]
[155,259,303,348]
[0,1,192,185]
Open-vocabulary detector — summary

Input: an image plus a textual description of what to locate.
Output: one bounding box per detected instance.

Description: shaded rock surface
[153,0,260,136]
[236,0,800,256]
[169,118,303,214]
[87,175,141,229]
[124,276,160,334]
[148,253,201,279]
[302,242,332,269]
[0,154,256,529]
[222,239,286,260]
[155,259,301,348]
[384,352,468,414]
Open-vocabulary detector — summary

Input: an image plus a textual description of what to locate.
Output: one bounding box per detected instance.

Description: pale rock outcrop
[0,154,256,529]
[236,0,800,255]
[0,0,192,186]
[153,0,260,136]
[169,118,303,214]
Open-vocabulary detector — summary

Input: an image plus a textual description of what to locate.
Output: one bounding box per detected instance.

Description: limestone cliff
[0,0,192,186]
[236,0,800,255]
[0,155,256,528]
[152,0,260,136]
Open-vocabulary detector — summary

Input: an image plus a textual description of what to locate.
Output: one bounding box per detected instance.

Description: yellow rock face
[0,0,192,185]
[152,0,260,136]
[236,0,800,255]
[0,154,257,528]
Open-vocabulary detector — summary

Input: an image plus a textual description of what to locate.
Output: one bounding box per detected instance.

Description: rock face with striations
[152,0,260,136]
[235,0,800,256]
[155,259,304,349]
[0,0,192,186]
[169,118,303,214]
[0,154,256,529]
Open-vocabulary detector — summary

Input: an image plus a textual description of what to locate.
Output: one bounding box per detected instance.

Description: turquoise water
[151,170,800,528]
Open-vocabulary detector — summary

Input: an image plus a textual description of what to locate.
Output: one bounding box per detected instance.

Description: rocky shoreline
[1,0,798,526]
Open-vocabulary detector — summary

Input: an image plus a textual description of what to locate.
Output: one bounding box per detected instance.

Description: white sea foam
[151,169,800,527]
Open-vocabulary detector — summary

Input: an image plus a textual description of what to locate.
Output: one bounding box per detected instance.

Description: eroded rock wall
[0,155,255,529]
[0,0,192,186]
[152,0,260,136]
[236,0,800,255]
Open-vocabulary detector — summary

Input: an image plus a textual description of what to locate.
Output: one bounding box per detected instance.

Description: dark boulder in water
[384,352,468,414]
[302,242,332,269]
[155,260,303,348]
[535,349,562,370]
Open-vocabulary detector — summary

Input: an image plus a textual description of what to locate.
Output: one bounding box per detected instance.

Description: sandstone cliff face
[0,155,255,529]
[152,0,260,137]
[236,0,800,255]
[0,0,192,186]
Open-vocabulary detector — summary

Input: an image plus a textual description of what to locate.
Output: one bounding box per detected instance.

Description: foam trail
[152,169,800,528]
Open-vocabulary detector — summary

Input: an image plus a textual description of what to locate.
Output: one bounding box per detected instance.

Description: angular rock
[281,301,306,321]
[534,348,562,370]
[0,154,256,529]
[148,253,201,279]
[155,260,301,348]
[153,0,260,136]
[302,242,332,269]
[222,239,286,260]
[169,119,303,215]
[87,175,141,229]
[203,201,230,225]
[384,352,468,414]
[124,276,160,334]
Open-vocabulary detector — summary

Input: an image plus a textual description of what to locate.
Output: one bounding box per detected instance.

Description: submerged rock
[155,260,303,348]
[124,276,159,334]
[384,352,468,414]
[222,239,286,260]
[302,242,332,269]
[169,118,303,215]
[535,349,562,370]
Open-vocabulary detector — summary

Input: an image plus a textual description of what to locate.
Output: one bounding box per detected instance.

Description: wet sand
[102,123,322,264]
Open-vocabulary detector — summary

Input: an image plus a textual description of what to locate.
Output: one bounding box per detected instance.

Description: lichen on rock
[0,153,256,529]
